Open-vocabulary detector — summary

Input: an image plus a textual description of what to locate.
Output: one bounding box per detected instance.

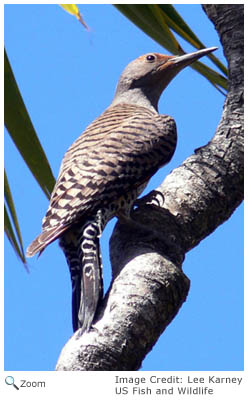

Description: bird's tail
[59,220,103,333]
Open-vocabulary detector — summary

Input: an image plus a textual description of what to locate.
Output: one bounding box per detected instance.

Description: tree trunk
[56,4,243,371]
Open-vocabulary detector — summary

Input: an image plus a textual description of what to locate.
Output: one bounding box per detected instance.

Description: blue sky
[4,4,243,371]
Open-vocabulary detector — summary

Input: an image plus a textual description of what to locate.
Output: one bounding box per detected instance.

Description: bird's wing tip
[26,240,45,258]
[26,225,69,258]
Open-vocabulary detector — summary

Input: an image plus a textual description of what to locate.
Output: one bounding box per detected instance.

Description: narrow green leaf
[190,59,227,94]
[4,169,25,260]
[4,205,26,266]
[4,49,55,199]
[158,5,228,76]
[115,4,180,54]
[159,4,203,45]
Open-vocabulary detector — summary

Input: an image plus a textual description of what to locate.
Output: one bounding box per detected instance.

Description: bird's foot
[134,190,165,208]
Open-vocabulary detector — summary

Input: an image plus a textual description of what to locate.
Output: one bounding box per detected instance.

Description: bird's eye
[146,54,156,62]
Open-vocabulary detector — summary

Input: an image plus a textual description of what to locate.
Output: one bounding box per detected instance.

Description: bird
[26,46,217,333]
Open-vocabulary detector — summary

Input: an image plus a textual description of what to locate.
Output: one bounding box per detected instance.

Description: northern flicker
[26,47,217,333]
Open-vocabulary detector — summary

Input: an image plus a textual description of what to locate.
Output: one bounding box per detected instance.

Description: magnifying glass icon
[5,376,19,390]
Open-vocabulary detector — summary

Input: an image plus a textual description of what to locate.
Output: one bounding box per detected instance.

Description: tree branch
[56,4,243,371]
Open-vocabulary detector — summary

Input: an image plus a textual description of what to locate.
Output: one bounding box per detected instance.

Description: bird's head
[113,47,217,110]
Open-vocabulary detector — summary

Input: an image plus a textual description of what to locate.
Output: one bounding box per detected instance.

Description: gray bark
[56,4,243,371]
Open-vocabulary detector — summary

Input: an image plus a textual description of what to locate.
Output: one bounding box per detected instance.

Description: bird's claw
[134,190,165,208]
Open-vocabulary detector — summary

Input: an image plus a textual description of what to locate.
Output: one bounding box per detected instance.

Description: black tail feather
[59,221,103,333]
[79,235,103,332]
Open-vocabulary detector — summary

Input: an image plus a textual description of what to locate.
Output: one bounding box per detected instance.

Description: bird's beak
[155,46,218,96]
[169,46,218,68]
